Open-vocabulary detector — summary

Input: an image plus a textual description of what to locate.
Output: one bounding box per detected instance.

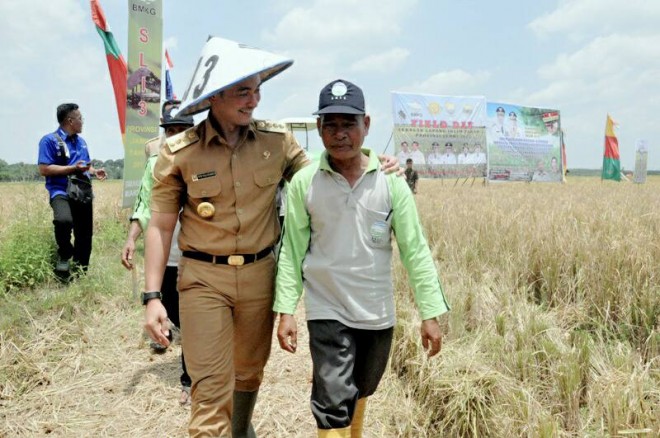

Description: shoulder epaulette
[144,135,162,157]
[166,128,199,153]
[254,120,288,134]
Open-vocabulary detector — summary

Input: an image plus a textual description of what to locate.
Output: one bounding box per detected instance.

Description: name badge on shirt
[192,171,217,181]
[370,220,388,244]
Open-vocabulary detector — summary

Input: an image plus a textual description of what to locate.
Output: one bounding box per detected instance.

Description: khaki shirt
[151,118,309,255]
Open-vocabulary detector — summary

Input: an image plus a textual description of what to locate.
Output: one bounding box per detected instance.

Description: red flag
[165,49,176,100]
[165,49,174,69]
[90,0,127,135]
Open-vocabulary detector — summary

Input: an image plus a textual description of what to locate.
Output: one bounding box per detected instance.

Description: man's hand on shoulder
[378,154,405,176]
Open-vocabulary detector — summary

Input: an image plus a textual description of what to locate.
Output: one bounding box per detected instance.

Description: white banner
[633,139,649,184]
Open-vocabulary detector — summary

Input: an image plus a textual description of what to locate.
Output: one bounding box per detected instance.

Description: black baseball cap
[160,108,194,128]
[313,79,365,115]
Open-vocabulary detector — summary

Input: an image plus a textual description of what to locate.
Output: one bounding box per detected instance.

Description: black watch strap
[142,291,162,306]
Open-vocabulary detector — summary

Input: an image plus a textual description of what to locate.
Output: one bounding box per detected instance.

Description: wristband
[142,291,162,306]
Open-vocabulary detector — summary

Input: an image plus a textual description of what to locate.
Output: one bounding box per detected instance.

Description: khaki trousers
[178,253,275,437]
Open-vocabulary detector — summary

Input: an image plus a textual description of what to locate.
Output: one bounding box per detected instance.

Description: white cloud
[0,0,126,164]
[523,31,660,169]
[163,36,178,51]
[0,0,86,61]
[0,70,29,102]
[263,0,417,50]
[350,48,409,73]
[529,0,660,40]
[528,34,660,105]
[401,69,491,95]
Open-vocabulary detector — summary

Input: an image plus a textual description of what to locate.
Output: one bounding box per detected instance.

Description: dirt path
[1,290,411,437]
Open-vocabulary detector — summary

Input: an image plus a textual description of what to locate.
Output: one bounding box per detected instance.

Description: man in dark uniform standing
[404,158,419,193]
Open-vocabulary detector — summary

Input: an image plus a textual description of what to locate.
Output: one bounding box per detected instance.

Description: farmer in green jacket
[274,79,450,438]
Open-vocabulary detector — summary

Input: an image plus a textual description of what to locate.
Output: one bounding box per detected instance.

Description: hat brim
[313,105,365,115]
[177,60,293,117]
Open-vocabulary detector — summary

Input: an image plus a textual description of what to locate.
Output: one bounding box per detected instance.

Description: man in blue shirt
[38,103,106,277]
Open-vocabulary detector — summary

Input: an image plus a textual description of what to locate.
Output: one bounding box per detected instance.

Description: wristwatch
[142,291,163,306]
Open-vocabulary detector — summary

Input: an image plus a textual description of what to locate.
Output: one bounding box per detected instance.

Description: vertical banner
[633,139,648,184]
[123,0,163,207]
[602,114,621,182]
[486,102,563,182]
[391,93,487,179]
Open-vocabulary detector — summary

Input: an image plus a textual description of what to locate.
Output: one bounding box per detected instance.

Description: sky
[1,0,658,170]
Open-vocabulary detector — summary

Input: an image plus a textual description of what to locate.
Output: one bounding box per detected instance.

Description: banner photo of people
[633,139,649,184]
[486,102,563,182]
[391,93,487,179]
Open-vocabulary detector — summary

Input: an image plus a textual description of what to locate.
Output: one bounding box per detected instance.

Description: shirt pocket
[186,177,222,215]
[253,170,280,188]
[360,207,392,249]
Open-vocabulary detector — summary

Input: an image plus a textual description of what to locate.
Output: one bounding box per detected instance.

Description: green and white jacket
[274,149,449,330]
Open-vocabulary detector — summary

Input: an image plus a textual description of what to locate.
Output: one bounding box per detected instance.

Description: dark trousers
[308,320,394,429]
[50,195,93,269]
[162,266,191,387]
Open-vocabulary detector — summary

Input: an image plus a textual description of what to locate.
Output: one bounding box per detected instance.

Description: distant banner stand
[633,139,649,184]
[123,0,163,208]
[391,93,488,184]
[486,102,563,183]
[278,117,317,149]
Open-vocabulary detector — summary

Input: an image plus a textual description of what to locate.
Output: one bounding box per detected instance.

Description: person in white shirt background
[439,142,457,165]
[490,106,506,137]
[506,111,524,138]
[410,140,426,164]
[397,141,411,166]
[427,141,443,165]
[457,143,471,164]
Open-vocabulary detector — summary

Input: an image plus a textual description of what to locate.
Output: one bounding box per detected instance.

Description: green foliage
[0,159,124,182]
[0,215,55,292]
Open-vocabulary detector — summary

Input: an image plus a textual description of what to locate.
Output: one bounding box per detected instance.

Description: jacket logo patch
[192,171,216,181]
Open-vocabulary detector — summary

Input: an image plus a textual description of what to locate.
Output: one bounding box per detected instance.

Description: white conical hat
[176,36,293,116]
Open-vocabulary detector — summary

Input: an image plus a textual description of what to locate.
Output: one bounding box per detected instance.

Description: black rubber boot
[232,390,258,438]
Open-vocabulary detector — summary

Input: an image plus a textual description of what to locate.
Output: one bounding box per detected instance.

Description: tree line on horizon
[0,159,124,182]
[0,159,656,182]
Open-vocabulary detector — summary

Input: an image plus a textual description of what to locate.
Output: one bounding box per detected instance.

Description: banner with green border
[123,0,162,207]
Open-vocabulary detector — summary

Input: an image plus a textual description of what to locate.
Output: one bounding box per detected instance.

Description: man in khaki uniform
[142,37,303,437]
[144,82,308,438]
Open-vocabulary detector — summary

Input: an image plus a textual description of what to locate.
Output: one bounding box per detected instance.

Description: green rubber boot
[232,390,258,438]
